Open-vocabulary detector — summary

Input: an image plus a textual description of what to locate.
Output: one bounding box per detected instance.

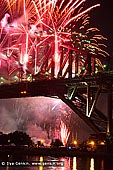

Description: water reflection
[90,158,94,170]
[39,157,43,170]
[6,166,9,170]
[73,157,77,170]
[0,155,113,170]
[101,160,104,170]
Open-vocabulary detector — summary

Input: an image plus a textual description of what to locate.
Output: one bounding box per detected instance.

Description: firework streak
[0,0,109,81]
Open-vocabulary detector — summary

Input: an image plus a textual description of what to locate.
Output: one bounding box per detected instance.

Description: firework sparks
[0,97,72,145]
[0,0,108,82]
[60,120,70,146]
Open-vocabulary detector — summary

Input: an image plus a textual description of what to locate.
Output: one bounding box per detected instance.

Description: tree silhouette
[9,131,32,146]
[50,139,63,148]
[0,134,9,146]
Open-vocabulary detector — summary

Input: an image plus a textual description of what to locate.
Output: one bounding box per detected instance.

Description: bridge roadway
[0,72,111,98]
[0,72,113,135]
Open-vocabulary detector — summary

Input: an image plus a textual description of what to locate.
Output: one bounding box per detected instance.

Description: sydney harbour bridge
[0,0,112,137]
[0,50,113,136]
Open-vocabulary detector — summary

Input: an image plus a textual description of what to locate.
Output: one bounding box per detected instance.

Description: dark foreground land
[0,146,113,158]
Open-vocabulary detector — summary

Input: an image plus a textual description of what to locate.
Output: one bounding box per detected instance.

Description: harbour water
[0,155,113,170]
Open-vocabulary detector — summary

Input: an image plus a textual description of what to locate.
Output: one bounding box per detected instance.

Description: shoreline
[0,147,113,158]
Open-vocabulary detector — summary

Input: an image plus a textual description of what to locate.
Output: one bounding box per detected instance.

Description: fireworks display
[60,120,70,146]
[0,97,72,144]
[0,97,94,145]
[0,1,109,145]
[0,0,109,83]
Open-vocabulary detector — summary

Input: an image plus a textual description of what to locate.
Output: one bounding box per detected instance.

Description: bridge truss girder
[0,73,113,135]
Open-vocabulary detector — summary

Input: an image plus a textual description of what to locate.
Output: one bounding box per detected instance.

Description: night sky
[88,0,113,54]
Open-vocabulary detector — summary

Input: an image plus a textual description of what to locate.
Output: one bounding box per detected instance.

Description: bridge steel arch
[0,72,113,135]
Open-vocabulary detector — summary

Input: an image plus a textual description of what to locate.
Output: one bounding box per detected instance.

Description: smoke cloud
[0,97,94,144]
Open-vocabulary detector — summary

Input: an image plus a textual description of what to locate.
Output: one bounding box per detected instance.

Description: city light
[88,141,95,146]
[73,140,78,145]
[21,91,27,94]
